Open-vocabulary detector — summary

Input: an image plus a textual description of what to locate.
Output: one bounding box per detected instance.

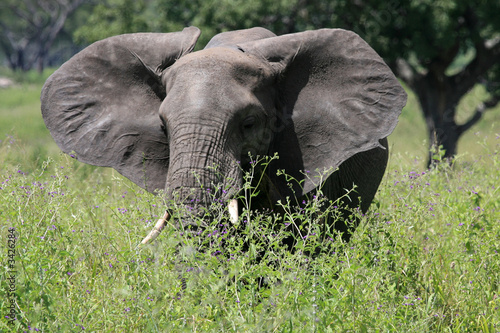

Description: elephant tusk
[228,199,239,224]
[141,210,171,244]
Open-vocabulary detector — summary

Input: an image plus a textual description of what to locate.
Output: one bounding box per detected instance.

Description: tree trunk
[424,109,460,166]
[15,49,27,71]
[36,48,48,73]
[412,66,496,168]
[414,71,463,167]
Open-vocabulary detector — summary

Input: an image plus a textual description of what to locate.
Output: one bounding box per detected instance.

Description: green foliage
[74,0,304,47]
[73,0,500,63]
[486,64,500,98]
[0,81,499,331]
[72,0,500,163]
[73,0,151,44]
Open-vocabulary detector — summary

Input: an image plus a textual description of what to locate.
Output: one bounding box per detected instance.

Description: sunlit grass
[1,136,499,331]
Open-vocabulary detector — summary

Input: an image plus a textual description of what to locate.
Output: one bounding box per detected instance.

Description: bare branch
[453,38,500,98]
[393,58,419,89]
[457,95,500,135]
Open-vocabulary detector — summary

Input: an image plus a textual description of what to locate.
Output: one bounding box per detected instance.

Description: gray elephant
[41,27,406,244]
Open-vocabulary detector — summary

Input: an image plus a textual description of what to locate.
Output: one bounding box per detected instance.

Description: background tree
[330,0,500,165]
[73,0,150,44]
[75,0,500,165]
[73,0,305,47]
[0,0,87,72]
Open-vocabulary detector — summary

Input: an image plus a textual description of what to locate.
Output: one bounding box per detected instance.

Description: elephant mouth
[140,199,239,244]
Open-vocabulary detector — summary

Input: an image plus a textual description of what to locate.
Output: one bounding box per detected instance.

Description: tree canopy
[74,0,500,164]
[333,0,500,163]
[73,0,310,47]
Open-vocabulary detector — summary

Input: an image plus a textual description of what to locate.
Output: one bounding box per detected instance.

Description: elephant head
[41,27,407,243]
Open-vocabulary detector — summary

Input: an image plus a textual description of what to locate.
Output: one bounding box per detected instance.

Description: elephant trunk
[165,157,241,208]
[140,120,243,244]
[164,123,242,225]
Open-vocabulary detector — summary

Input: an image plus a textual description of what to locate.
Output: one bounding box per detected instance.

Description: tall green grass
[0,74,499,331]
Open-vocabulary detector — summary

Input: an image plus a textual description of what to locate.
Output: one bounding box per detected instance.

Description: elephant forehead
[161,80,266,117]
[167,48,273,85]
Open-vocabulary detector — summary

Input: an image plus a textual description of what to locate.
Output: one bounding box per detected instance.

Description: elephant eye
[242,116,256,130]
[160,116,168,136]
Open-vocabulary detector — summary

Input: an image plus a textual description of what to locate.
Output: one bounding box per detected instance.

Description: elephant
[41,27,407,244]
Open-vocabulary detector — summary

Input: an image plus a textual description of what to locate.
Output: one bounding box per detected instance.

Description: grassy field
[0,70,499,332]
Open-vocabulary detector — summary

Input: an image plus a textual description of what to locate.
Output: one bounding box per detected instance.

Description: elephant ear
[41,27,200,193]
[240,29,407,196]
[204,27,276,49]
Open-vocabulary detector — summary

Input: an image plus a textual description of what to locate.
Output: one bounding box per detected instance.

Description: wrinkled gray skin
[41,27,407,241]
